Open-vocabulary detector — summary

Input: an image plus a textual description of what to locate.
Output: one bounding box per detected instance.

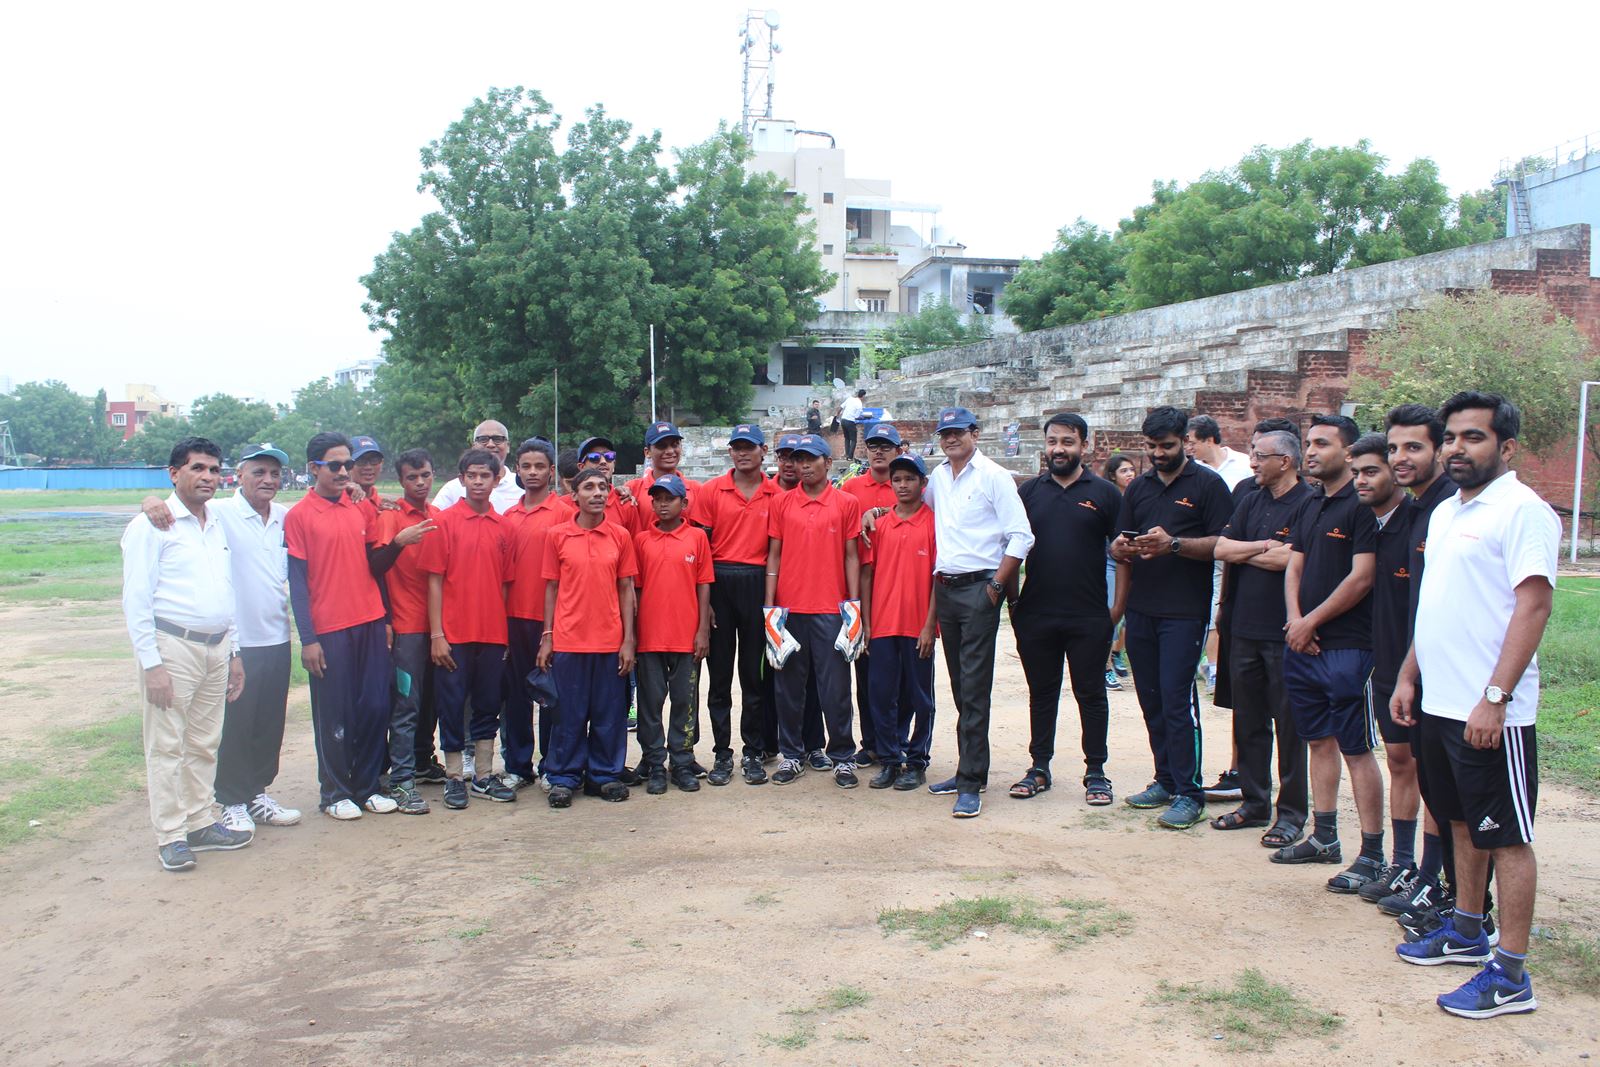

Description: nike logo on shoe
[1492,990,1524,1005]
[1442,943,1483,955]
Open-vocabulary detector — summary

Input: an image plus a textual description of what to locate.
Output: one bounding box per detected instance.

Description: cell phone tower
[739,9,781,137]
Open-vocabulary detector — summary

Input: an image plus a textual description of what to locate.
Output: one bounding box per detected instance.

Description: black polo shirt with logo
[1371,495,1414,691]
[1116,459,1233,620]
[1290,477,1377,650]
[1015,468,1123,618]
[1406,473,1457,625]
[1221,480,1313,642]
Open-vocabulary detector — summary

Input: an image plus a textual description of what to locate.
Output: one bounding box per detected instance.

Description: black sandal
[1209,808,1269,831]
[1269,836,1342,864]
[1008,767,1051,799]
[1083,774,1113,806]
[1260,822,1302,849]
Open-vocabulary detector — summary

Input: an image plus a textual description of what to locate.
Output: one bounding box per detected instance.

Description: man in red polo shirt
[577,435,641,535]
[633,475,713,794]
[368,448,440,814]
[627,421,704,528]
[765,433,862,786]
[839,421,906,767]
[285,432,398,820]
[699,423,780,785]
[503,436,575,790]
[538,468,639,808]
[421,448,517,810]
[349,436,389,524]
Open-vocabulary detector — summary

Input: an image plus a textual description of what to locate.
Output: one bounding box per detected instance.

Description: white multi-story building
[334,357,384,391]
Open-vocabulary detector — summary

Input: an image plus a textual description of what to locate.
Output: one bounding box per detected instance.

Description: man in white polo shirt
[433,418,523,513]
[1390,391,1558,1019]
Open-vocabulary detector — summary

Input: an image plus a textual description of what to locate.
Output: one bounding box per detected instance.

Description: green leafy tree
[258,377,373,465]
[362,88,827,446]
[365,359,474,470]
[187,393,276,461]
[867,300,992,370]
[1348,290,1599,459]
[125,413,194,466]
[1,381,94,463]
[86,389,127,464]
[1002,220,1127,331]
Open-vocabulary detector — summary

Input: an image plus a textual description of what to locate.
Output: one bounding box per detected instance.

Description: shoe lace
[836,761,857,775]
[780,758,802,773]
[252,794,284,817]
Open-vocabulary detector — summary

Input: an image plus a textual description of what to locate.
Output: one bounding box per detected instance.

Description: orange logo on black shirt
[1077,500,1099,511]
[1415,538,1426,555]
[1276,526,1292,538]
[1393,566,1410,579]
[1174,497,1195,508]
[1326,527,1349,540]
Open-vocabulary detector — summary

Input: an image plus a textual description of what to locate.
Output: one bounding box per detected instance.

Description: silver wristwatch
[1483,685,1513,705]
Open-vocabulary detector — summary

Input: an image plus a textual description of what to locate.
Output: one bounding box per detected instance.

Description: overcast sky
[2,0,1596,407]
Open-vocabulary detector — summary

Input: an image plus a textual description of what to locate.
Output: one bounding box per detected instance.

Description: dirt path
[2,628,1597,1065]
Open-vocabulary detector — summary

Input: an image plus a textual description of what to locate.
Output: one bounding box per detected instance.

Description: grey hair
[1258,429,1301,467]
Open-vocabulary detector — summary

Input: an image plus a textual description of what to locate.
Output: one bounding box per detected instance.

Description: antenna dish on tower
[739,9,781,137]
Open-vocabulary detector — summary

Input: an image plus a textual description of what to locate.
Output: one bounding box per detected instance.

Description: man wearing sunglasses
[577,436,642,535]
[433,419,523,513]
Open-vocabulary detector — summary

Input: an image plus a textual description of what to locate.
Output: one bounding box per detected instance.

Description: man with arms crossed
[1392,392,1556,1019]
[122,437,251,871]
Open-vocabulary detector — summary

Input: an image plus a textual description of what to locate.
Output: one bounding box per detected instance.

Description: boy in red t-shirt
[502,436,575,789]
[420,449,515,810]
[538,468,639,808]
[764,434,862,787]
[632,475,713,794]
[367,448,440,813]
[838,421,905,769]
[861,453,938,791]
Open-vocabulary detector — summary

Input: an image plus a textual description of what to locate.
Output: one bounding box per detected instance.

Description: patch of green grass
[817,985,870,1011]
[451,923,490,940]
[0,518,126,604]
[1536,578,1600,793]
[1530,923,1600,990]
[959,869,1020,883]
[758,1022,815,1050]
[878,894,1131,950]
[1151,968,1341,1053]
[1542,579,1600,686]
[0,714,146,848]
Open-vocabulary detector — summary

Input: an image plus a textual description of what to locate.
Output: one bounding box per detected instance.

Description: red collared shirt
[768,483,861,614]
[418,499,511,645]
[626,470,706,528]
[371,497,440,635]
[504,493,578,620]
[541,518,639,652]
[840,471,897,513]
[603,486,642,536]
[633,522,714,653]
[862,505,936,638]
[699,470,781,565]
[284,490,385,635]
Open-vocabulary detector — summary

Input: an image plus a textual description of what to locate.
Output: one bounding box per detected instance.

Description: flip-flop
[1083,774,1113,806]
[1209,808,1269,831]
[1260,822,1302,848]
[1008,768,1051,799]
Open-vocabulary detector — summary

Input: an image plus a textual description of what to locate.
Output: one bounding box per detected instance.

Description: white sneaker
[220,803,256,833]
[325,798,362,820]
[248,793,302,827]
[537,774,553,794]
[363,792,399,814]
[501,772,529,791]
[462,751,476,778]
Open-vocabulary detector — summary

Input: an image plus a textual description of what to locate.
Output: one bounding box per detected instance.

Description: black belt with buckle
[935,570,995,589]
[155,617,228,645]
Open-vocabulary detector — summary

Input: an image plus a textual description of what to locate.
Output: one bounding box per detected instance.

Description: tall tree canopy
[362,87,829,447]
[0,381,97,463]
[187,393,276,461]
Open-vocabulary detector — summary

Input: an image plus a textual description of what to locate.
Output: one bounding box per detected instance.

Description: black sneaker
[854,749,878,768]
[414,760,448,785]
[443,778,469,810]
[1386,876,1444,918]
[472,775,516,802]
[671,767,701,792]
[741,756,769,785]
[548,785,573,809]
[158,841,196,872]
[806,750,833,772]
[869,763,900,789]
[647,767,669,795]
[186,823,253,852]
[772,758,805,785]
[1203,769,1242,802]
[707,756,734,787]
[834,762,860,789]
[619,765,644,787]
[893,766,925,791]
[690,761,709,780]
[1359,863,1416,904]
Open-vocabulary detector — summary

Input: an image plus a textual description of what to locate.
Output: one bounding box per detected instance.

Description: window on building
[822,243,833,255]
[845,207,871,241]
[859,290,889,313]
[823,192,834,204]
[111,412,126,426]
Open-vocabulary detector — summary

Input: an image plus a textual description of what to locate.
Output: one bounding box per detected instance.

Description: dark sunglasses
[584,451,617,463]
[474,434,509,445]
[314,460,355,472]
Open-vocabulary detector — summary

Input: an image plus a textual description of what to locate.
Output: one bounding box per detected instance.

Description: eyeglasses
[314,460,355,472]
[584,451,617,464]
[1250,451,1289,462]
[474,434,509,445]
[865,442,897,451]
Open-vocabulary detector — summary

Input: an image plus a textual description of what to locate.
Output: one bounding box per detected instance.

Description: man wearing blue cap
[628,421,704,528]
[348,436,389,523]
[880,407,1034,818]
[767,433,830,769]
[841,422,906,766]
[701,423,783,784]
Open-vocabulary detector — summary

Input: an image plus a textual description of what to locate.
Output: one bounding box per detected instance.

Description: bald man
[433,420,524,513]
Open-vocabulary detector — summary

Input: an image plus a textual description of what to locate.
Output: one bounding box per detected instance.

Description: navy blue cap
[523,665,560,712]
[728,423,765,446]
[644,421,683,447]
[775,433,803,452]
[864,422,903,446]
[578,436,614,458]
[350,435,383,460]
[790,433,832,458]
[936,407,979,432]
[888,453,928,477]
[648,473,688,498]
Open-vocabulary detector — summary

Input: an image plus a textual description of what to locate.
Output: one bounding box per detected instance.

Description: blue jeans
[867,635,935,768]
[547,651,628,789]
[1123,610,1206,803]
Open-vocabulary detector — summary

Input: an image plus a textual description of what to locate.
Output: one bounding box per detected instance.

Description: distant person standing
[121,437,251,871]
[839,389,866,461]
[805,401,824,435]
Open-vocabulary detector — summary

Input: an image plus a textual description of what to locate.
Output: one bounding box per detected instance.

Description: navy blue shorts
[1283,647,1375,755]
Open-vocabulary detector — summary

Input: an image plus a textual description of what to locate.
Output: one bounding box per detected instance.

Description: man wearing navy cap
[628,421,704,529]
[767,433,829,767]
[840,422,906,765]
[880,407,1034,818]
[349,436,387,522]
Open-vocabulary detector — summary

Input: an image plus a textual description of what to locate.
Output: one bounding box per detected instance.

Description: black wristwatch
[1169,537,1184,555]
[987,579,1005,594]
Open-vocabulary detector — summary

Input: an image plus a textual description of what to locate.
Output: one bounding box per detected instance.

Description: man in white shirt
[433,419,523,513]
[1185,415,1253,490]
[121,437,252,872]
[918,406,1035,818]
[839,389,866,462]
[1390,391,1558,1019]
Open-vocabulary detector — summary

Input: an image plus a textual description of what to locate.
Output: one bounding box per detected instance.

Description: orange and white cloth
[834,599,864,662]
[763,606,801,669]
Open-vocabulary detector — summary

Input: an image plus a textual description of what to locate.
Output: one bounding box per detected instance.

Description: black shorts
[1369,682,1412,747]
[1284,647,1376,755]
[1417,712,1537,849]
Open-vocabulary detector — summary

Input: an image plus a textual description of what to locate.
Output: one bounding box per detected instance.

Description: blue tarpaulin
[0,467,173,490]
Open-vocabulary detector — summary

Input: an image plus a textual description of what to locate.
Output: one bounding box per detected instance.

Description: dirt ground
[2,604,1598,1067]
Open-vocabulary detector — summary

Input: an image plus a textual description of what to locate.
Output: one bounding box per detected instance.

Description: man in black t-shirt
[1271,415,1385,895]
[1010,413,1126,805]
[1111,406,1233,830]
[1210,428,1312,845]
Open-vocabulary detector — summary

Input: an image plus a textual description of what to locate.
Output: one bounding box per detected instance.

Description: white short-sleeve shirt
[1414,471,1559,725]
